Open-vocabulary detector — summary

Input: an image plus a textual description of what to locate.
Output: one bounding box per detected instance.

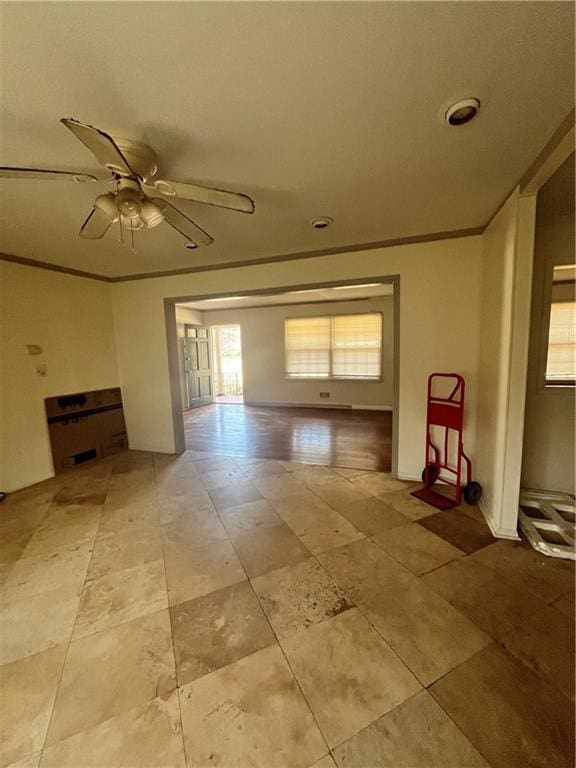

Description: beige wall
[0,262,119,491]
[111,235,483,480]
[475,189,537,538]
[200,296,394,409]
[522,212,575,493]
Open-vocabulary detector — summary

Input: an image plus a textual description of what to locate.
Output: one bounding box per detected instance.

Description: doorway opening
[211,325,244,403]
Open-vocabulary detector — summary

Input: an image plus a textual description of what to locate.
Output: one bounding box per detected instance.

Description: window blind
[285,316,331,378]
[285,313,382,379]
[332,313,382,378]
[546,301,576,383]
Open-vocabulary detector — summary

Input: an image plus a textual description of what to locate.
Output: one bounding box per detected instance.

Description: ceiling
[0,2,574,280]
[179,283,394,312]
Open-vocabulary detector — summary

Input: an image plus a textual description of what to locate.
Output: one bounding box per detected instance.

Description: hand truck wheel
[463,481,482,505]
[421,464,439,486]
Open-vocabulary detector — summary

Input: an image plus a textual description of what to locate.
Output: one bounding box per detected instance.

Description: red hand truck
[411,373,482,510]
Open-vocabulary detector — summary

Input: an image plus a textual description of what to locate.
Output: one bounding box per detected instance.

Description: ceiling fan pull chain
[130,224,137,254]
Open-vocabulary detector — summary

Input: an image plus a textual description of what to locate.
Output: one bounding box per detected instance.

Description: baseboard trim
[479,499,521,540]
[5,472,55,494]
[350,404,393,411]
[244,400,350,410]
[243,400,392,412]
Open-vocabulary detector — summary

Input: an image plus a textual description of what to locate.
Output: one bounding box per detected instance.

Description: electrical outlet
[319,391,330,398]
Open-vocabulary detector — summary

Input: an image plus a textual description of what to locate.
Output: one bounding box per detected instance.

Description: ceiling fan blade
[144,178,254,214]
[0,167,104,183]
[80,207,113,239]
[61,118,135,177]
[155,198,213,246]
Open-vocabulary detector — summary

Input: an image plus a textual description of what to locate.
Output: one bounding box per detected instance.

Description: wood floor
[184,404,393,472]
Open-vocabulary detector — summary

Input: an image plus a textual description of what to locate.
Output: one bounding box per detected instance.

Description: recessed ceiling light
[445,98,480,126]
[311,217,333,230]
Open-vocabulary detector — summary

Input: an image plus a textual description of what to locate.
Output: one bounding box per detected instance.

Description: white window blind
[546,301,576,384]
[285,316,331,378]
[285,313,382,379]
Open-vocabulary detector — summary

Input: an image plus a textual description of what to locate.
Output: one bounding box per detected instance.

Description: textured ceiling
[0,1,574,278]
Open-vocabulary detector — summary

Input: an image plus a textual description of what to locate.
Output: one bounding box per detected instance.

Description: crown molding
[0,226,484,284]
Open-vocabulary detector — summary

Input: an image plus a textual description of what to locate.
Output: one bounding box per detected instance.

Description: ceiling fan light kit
[0,117,255,251]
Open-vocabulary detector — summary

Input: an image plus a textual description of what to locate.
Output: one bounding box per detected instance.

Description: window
[545,264,575,386]
[285,313,382,379]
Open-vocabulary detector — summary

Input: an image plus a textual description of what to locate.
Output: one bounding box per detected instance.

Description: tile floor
[0,450,574,768]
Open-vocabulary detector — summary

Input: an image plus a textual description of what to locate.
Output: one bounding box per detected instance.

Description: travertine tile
[291,466,340,487]
[0,645,67,766]
[418,509,494,554]
[2,542,92,602]
[218,498,283,537]
[553,590,575,618]
[22,516,100,560]
[178,644,326,767]
[378,488,435,521]
[332,467,369,479]
[231,522,310,578]
[0,529,34,580]
[207,478,264,511]
[39,501,102,532]
[0,586,80,665]
[239,459,288,479]
[171,581,275,685]
[319,539,490,686]
[161,509,228,551]
[200,466,246,491]
[5,751,41,768]
[252,472,310,502]
[280,608,420,747]
[351,472,408,496]
[194,455,240,475]
[309,757,337,768]
[74,559,168,638]
[373,523,463,575]
[500,605,575,701]
[310,479,371,511]
[422,556,548,638]
[164,539,246,605]
[332,690,489,767]
[470,540,575,603]
[99,497,159,536]
[338,496,410,537]
[87,525,163,580]
[430,643,575,768]
[40,692,185,768]
[156,491,214,526]
[156,474,207,499]
[46,610,176,746]
[252,557,352,638]
[272,495,364,554]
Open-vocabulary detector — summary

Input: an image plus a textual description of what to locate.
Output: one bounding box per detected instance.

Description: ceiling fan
[0,118,255,250]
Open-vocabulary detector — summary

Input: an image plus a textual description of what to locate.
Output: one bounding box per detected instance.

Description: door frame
[164,274,400,475]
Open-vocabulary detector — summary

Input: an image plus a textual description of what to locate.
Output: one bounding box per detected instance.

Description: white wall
[200,296,394,409]
[475,189,537,538]
[522,212,575,494]
[0,262,119,491]
[175,305,203,410]
[111,235,483,480]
